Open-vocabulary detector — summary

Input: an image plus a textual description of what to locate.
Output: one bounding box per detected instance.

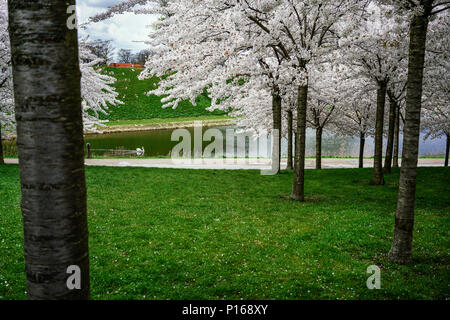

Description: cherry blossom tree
[422,105,449,165]
[91,1,448,198]
[340,1,409,184]
[385,76,407,173]
[382,0,450,264]
[0,0,13,164]
[134,1,290,173]
[234,0,365,200]
[307,65,346,170]
[385,80,407,169]
[94,0,372,198]
[139,0,366,198]
[89,0,171,23]
[421,12,449,166]
[332,79,377,169]
[393,109,401,167]
[79,39,123,132]
[0,1,122,142]
[283,94,296,170]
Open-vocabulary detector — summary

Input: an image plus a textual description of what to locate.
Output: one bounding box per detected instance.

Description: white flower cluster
[91,0,447,141]
[0,0,123,138]
[0,0,14,137]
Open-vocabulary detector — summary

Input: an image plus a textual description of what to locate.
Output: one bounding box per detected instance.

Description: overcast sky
[77,0,159,60]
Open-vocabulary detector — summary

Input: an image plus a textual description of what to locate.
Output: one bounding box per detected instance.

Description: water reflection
[82,126,445,158]
[2,126,446,158]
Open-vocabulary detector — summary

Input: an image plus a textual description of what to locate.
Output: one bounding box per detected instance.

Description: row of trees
[0,0,448,299]
[117,48,153,64]
[91,0,449,264]
[84,39,115,64]
[78,39,154,66]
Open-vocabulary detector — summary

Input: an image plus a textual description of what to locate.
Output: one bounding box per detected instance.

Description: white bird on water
[136,147,145,156]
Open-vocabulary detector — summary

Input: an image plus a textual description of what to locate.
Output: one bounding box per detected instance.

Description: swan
[136,147,145,156]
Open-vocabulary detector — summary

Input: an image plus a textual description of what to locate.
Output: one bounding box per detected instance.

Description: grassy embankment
[100,67,228,124]
[0,165,448,300]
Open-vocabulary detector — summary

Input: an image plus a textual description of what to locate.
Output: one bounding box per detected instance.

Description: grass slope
[100,67,226,120]
[0,166,448,300]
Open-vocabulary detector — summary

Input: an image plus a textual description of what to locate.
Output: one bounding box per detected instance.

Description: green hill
[99,67,226,121]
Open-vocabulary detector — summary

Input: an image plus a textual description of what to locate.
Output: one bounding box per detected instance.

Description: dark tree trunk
[359,132,365,169]
[287,110,293,170]
[384,97,396,174]
[291,85,307,201]
[8,0,90,299]
[315,127,323,169]
[388,8,431,265]
[393,104,400,168]
[0,126,4,164]
[271,93,282,174]
[445,133,449,167]
[370,81,387,185]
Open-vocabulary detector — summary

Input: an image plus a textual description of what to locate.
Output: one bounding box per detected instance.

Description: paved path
[4,158,445,170]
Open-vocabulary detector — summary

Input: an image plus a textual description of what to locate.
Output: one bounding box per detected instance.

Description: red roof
[109,63,144,69]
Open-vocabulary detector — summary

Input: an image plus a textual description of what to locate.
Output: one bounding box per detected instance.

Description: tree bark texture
[287,110,293,170]
[445,134,449,167]
[384,96,396,174]
[291,85,307,202]
[271,93,282,174]
[393,104,400,168]
[359,132,365,169]
[8,0,90,299]
[388,8,430,264]
[0,126,4,164]
[315,127,323,169]
[371,81,387,185]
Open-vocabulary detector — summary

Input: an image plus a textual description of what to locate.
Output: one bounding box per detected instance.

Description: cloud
[77,0,159,60]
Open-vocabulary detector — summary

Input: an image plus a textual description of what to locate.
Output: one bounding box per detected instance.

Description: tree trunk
[370,81,387,185]
[8,0,90,299]
[315,127,323,169]
[445,133,449,167]
[388,8,430,265]
[384,97,396,174]
[359,132,365,169]
[291,85,307,201]
[393,104,400,168]
[0,126,4,164]
[287,110,293,170]
[271,93,282,174]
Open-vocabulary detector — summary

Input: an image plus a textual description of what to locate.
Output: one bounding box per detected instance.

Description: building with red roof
[109,63,145,69]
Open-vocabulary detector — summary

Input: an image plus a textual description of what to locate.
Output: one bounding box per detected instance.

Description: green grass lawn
[100,67,226,121]
[0,165,448,300]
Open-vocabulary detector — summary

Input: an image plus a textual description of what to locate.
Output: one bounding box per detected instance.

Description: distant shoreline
[1,117,236,140]
[87,118,236,135]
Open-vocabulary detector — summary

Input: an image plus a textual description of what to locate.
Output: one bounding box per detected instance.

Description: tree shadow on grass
[410,253,449,266]
[278,194,327,203]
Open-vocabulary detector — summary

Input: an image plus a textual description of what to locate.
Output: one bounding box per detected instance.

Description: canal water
[2,126,446,158]
[82,126,445,158]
